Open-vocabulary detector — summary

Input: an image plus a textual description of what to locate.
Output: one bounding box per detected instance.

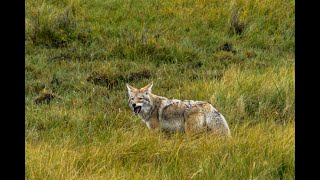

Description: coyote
[126,82,231,136]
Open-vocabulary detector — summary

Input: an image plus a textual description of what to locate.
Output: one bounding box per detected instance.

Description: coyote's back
[126,82,231,136]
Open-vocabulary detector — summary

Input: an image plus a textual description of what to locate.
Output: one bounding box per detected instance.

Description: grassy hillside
[25,0,295,179]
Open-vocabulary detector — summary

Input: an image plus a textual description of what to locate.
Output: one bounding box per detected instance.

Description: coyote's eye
[139,97,143,100]
[130,97,134,100]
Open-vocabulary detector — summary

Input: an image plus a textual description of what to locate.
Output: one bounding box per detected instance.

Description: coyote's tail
[206,109,231,137]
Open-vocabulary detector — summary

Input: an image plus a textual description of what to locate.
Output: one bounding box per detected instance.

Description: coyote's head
[126,82,154,116]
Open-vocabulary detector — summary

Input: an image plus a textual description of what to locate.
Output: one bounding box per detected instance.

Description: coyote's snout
[126,82,231,136]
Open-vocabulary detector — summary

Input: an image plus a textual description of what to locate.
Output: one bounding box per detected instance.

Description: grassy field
[25,0,295,179]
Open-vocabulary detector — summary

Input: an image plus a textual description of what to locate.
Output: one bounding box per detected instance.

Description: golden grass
[26,122,294,179]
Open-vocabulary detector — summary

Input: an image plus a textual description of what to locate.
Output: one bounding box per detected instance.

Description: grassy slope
[26,0,295,179]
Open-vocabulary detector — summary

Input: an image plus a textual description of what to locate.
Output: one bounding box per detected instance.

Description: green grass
[25,0,295,179]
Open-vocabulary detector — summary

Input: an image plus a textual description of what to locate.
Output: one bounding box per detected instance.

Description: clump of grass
[49,47,106,62]
[244,49,257,58]
[106,27,200,65]
[212,51,244,67]
[26,81,46,95]
[34,87,60,104]
[216,42,237,54]
[26,0,91,47]
[87,69,152,89]
[229,7,246,35]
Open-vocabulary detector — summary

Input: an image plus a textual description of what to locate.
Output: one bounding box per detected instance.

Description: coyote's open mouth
[133,106,142,115]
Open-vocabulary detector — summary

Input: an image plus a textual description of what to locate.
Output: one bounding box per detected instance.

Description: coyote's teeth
[134,106,142,115]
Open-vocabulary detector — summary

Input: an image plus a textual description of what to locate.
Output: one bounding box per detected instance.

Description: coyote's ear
[141,82,153,94]
[126,83,138,94]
